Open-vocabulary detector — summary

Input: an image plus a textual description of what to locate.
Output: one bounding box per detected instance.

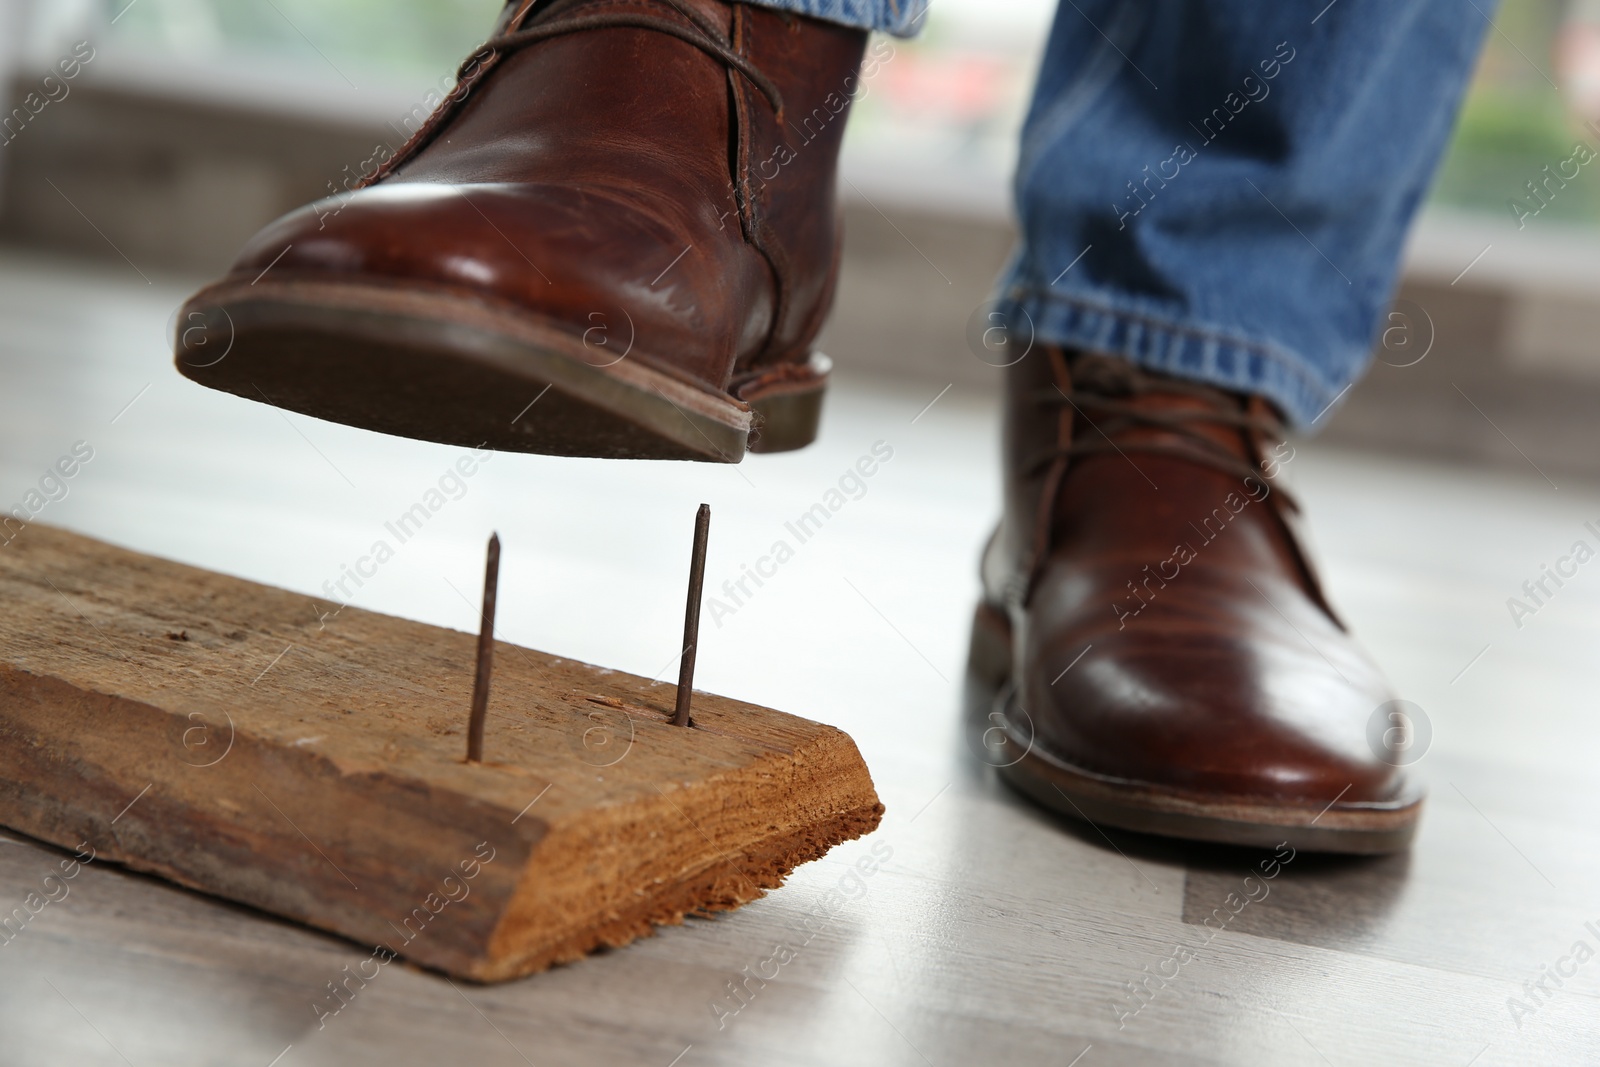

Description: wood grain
[0,524,883,981]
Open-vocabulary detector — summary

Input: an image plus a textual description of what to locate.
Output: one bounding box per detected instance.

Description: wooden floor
[1,248,1598,1066]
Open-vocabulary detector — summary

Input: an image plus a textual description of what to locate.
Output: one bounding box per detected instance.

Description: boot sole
[965,601,1422,854]
[174,279,828,461]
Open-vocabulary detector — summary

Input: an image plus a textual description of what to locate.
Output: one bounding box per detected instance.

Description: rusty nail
[467,532,500,762]
[673,504,710,727]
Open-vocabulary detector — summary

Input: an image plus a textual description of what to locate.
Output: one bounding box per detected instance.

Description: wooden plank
[0,524,883,982]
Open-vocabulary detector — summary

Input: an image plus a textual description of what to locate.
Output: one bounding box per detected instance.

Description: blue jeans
[760,0,1492,427]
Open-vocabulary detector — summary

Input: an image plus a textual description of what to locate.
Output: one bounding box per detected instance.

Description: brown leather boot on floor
[175,0,868,461]
[969,348,1421,854]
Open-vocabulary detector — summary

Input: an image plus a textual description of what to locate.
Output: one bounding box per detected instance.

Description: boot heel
[740,353,830,453]
[963,600,1016,764]
[965,600,1012,699]
[967,600,1012,690]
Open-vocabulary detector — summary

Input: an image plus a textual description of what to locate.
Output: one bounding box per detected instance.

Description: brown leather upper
[984,348,1415,809]
[224,0,867,395]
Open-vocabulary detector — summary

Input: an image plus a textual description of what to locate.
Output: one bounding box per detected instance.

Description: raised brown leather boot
[968,348,1421,854]
[174,0,870,461]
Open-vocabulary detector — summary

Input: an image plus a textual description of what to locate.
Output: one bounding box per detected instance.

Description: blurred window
[15,0,1594,228]
[24,0,501,88]
[1436,0,1600,228]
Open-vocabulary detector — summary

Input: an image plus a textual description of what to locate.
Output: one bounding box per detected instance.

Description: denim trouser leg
[740,0,1491,427]
[1001,0,1491,428]
[737,0,928,36]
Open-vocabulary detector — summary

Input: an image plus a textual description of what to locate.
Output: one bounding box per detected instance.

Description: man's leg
[1002,0,1491,424]
[974,0,1492,852]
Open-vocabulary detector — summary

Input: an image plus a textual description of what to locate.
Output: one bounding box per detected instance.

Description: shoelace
[487,0,784,113]
[364,0,784,189]
[1030,354,1298,511]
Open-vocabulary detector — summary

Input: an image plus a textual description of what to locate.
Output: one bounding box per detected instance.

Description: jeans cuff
[998,283,1352,430]
[733,0,927,36]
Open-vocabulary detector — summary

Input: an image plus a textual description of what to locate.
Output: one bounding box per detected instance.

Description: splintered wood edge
[482,729,885,980]
[0,523,885,981]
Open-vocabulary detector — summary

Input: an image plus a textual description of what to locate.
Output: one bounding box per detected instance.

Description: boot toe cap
[1021,572,1416,810]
